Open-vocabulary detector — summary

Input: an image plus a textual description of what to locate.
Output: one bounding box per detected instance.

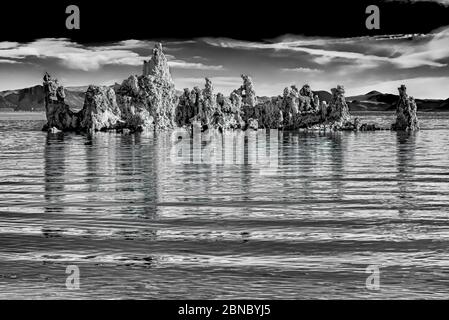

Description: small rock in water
[49,127,61,133]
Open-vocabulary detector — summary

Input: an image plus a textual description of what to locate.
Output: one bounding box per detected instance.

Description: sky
[0,1,449,99]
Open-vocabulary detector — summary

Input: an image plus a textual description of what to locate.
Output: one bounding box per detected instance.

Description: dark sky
[0,0,448,98]
[1,0,449,41]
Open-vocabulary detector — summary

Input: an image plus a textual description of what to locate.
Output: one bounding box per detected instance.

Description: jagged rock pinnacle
[142,43,173,84]
[392,84,419,131]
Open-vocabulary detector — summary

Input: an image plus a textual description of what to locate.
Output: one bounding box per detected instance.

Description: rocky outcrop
[43,43,178,132]
[41,43,418,134]
[43,73,123,132]
[324,85,352,129]
[115,43,178,131]
[175,79,217,127]
[391,85,419,131]
[234,74,257,107]
[42,72,80,131]
[242,83,350,130]
[79,86,122,131]
[215,91,245,130]
[173,75,358,131]
[175,78,244,130]
[142,43,173,83]
[175,87,199,127]
[299,84,319,112]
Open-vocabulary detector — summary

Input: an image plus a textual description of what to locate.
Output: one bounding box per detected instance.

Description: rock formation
[43,73,123,132]
[391,85,419,131]
[43,43,178,132]
[173,75,358,131]
[116,43,178,131]
[176,88,197,127]
[142,43,173,83]
[234,74,257,108]
[41,43,415,134]
[175,78,244,130]
[42,72,80,131]
[241,82,351,130]
[324,85,352,129]
[299,84,318,111]
[79,86,122,131]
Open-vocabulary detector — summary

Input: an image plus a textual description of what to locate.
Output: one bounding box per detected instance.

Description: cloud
[95,39,154,50]
[0,42,19,50]
[0,59,21,64]
[281,67,323,73]
[168,61,223,70]
[392,0,449,5]
[0,38,223,71]
[388,26,449,68]
[203,28,449,69]
[204,38,395,67]
[0,38,144,70]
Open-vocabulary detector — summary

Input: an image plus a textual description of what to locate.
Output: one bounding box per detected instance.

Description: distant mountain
[0,95,16,109]
[365,90,382,95]
[441,98,449,110]
[313,90,332,103]
[1,85,447,112]
[15,85,46,111]
[66,86,90,93]
[256,90,333,104]
[347,91,449,112]
[0,85,86,111]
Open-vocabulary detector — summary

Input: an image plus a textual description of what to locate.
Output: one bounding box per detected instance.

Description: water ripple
[1,113,449,299]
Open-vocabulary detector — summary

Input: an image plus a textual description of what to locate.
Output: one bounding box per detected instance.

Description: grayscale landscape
[1,0,449,299]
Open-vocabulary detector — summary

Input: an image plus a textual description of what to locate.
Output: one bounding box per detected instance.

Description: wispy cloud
[281,67,323,73]
[0,42,19,50]
[0,59,21,64]
[0,38,144,70]
[390,0,449,6]
[95,39,154,50]
[168,61,223,70]
[203,27,449,69]
[0,38,222,71]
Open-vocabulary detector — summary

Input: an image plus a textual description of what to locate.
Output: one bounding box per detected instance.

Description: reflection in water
[43,133,67,238]
[328,132,345,201]
[2,113,449,299]
[396,132,417,216]
[44,133,66,215]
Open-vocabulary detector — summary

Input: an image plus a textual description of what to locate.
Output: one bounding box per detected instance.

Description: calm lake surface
[1,112,449,299]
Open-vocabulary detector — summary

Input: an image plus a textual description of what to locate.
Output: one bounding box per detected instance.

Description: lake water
[1,112,449,299]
